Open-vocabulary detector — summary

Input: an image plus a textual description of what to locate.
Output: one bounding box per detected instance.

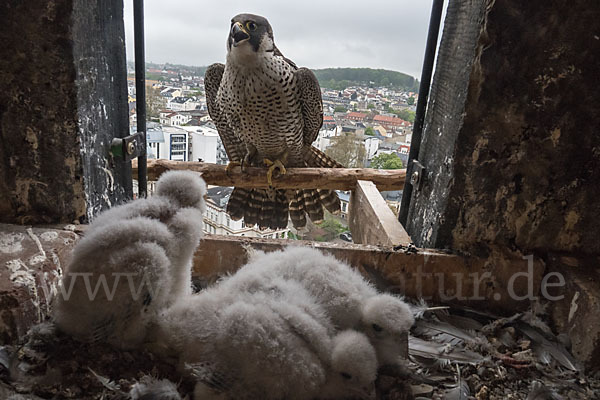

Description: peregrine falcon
[205,13,341,230]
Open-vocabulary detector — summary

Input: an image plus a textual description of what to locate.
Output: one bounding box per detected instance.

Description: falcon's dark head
[227,13,274,54]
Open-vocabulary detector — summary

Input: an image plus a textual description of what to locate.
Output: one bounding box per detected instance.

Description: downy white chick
[91,170,207,229]
[222,246,414,366]
[319,330,378,400]
[91,170,207,296]
[54,217,177,349]
[156,278,377,400]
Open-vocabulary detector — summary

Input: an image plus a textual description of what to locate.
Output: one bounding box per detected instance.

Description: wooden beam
[132,159,406,191]
[349,180,412,247]
[193,235,545,314]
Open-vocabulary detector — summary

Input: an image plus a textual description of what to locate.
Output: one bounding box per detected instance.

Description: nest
[1,303,599,399]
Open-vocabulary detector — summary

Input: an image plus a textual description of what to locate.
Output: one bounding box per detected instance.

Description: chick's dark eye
[246,21,257,31]
[372,323,383,332]
[340,372,352,380]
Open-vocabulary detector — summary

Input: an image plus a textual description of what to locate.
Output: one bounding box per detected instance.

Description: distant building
[180,125,219,163]
[337,190,350,220]
[363,135,383,160]
[204,186,290,238]
[346,112,368,122]
[373,115,410,130]
[167,96,198,111]
[142,123,189,161]
[381,190,403,215]
[315,126,341,152]
[146,123,165,159]
[160,111,192,126]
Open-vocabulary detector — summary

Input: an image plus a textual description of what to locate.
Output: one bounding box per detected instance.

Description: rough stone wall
[0,0,132,225]
[405,0,488,252]
[72,0,132,220]
[0,0,86,224]
[407,0,600,256]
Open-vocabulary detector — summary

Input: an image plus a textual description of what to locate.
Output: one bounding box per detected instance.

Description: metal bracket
[110,132,146,162]
[409,160,426,190]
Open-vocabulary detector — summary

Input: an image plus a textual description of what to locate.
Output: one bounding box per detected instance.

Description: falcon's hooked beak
[231,22,250,46]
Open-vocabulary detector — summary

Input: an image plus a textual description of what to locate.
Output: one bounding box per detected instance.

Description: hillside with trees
[313,68,419,91]
[131,63,418,93]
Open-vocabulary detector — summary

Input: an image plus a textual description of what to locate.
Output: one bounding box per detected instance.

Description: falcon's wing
[274,45,298,69]
[205,63,246,162]
[295,67,323,146]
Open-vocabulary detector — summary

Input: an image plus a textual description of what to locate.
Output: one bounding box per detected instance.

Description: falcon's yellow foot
[225,161,241,175]
[264,158,287,186]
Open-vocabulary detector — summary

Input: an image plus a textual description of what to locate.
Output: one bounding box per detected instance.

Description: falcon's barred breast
[205,13,341,230]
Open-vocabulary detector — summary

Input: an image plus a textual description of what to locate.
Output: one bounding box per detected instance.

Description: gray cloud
[124,0,438,78]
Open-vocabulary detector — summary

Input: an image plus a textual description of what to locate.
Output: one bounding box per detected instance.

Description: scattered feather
[87,367,121,392]
[409,336,486,365]
[443,366,469,400]
[515,322,580,371]
[0,347,10,371]
[413,320,478,343]
[527,381,564,400]
[444,380,470,400]
[437,312,484,331]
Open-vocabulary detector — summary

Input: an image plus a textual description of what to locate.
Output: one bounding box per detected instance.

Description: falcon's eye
[340,372,352,380]
[372,323,383,332]
[246,21,258,31]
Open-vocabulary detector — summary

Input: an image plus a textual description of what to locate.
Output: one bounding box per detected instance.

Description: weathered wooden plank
[349,180,412,247]
[193,235,545,314]
[132,159,406,191]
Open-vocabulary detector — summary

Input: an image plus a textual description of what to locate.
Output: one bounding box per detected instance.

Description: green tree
[146,87,166,120]
[325,133,366,167]
[371,153,404,169]
[367,103,375,110]
[334,105,347,113]
[394,109,416,123]
[317,216,348,241]
[407,96,415,106]
[312,67,418,91]
[364,127,375,136]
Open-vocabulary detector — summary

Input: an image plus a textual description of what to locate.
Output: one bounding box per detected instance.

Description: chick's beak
[231,22,250,46]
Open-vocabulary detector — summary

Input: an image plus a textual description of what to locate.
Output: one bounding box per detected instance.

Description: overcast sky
[123,1,440,79]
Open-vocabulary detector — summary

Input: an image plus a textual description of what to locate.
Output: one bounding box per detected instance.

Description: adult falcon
[205,13,341,230]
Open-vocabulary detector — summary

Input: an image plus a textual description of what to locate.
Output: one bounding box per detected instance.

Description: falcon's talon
[264,158,287,186]
[225,162,241,176]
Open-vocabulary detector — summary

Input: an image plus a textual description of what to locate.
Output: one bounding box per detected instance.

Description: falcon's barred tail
[227,188,288,230]
[295,146,343,220]
[226,188,250,221]
[288,193,306,228]
[287,188,339,229]
[304,146,344,168]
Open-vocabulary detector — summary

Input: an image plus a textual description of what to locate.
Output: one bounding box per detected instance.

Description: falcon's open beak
[231,22,250,46]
